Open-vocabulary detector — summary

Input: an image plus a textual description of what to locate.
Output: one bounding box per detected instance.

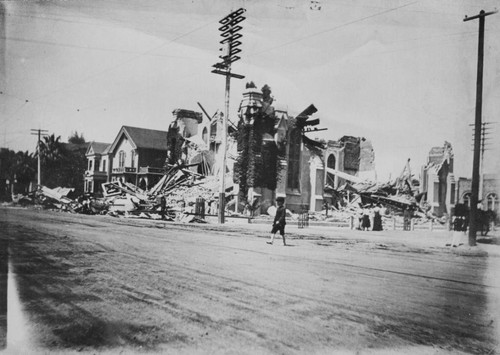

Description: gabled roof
[274,111,289,130]
[108,126,169,153]
[86,142,110,156]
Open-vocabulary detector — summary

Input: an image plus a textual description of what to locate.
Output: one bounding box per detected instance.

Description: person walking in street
[267,197,287,246]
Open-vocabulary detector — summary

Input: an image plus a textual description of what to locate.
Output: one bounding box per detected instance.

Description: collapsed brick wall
[359,139,375,172]
[340,136,360,174]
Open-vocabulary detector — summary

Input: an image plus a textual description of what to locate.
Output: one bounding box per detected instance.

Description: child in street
[267,197,287,246]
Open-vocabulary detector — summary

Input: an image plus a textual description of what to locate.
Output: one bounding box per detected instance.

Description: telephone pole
[469,121,497,199]
[30,129,48,186]
[212,8,246,224]
[479,122,496,198]
[463,9,497,246]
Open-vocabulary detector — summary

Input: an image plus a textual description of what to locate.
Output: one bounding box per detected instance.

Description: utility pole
[479,122,495,198]
[469,121,496,199]
[30,129,48,186]
[212,8,246,224]
[463,9,497,246]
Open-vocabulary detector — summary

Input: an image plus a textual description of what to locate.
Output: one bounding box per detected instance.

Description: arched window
[202,127,208,144]
[327,154,336,169]
[463,193,471,208]
[131,150,136,168]
[210,121,217,140]
[118,150,126,168]
[326,154,336,188]
[487,193,498,211]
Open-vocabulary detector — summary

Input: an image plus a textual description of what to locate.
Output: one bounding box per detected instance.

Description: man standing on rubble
[267,197,287,246]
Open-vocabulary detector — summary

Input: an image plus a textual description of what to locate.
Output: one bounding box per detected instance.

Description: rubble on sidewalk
[6,157,456,229]
[96,164,217,222]
[34,185,81,212]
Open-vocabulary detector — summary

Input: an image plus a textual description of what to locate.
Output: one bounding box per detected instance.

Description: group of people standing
[357,205,384,231]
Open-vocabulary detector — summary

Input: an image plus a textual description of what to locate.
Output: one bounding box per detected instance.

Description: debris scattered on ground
[8,164,217,223]
[7,161,490,230]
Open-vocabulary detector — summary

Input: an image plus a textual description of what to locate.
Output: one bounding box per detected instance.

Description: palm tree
[13,151,36,193]
[36,134,65,187]
[39,134,63,164]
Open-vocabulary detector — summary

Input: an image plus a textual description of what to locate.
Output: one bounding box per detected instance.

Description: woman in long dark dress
[361,208,371,231]
[372,206,383,231]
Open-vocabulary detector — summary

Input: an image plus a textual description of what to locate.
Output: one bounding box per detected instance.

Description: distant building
[419,142,456,217]
[84,126,169,196]
[84,142,110,196]
[457,174,499,222]
[165,108,224,176]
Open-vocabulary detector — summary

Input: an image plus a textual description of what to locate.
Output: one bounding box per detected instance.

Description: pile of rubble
[8,160,450,227]
[10,164,219,222]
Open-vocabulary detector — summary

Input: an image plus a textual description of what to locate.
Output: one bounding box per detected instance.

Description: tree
[68,131,86,144]
[38,134,65,187]
[39,134,64,164]
[0,149,36,196]
[61,144,87,196]
[30,133,88,194]
[14,151,36,189]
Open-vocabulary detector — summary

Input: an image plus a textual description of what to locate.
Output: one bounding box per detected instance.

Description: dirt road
[1,207,499,354]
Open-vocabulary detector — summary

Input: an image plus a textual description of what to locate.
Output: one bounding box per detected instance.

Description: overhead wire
[331,0,491,17]
[349,31,479,60]
[22,14,219,104]
[4,1,498,153]
[2,5,227,130]
[5,10,199,40]
[1,35,209,60]
[248,1,419,57]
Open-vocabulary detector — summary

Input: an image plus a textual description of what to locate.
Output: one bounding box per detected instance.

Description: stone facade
[420,142,456,217]
[457,173,499,222]
[234,84,376,213]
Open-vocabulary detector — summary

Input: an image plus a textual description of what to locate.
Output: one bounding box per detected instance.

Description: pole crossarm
[464,9,497,21]
[211,69,245,79]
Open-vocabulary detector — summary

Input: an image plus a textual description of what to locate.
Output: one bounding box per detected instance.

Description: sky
[1,0,499,182]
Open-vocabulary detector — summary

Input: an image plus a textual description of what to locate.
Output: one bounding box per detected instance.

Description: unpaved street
[1,207,499,354]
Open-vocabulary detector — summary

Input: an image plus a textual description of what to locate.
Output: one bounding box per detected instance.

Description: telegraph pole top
[464,9,497,21]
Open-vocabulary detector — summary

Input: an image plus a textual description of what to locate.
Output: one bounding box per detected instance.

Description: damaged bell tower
[233,82,377,214]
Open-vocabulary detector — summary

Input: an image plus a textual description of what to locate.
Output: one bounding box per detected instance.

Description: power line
[1,35,208,60]
[248,1,418,57]
[25,18,218,104]
[6,9,201,41]
[349,32,479,60]
[332,0,497,17]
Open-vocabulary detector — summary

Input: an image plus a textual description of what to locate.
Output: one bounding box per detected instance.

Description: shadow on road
[477,236,500,245]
